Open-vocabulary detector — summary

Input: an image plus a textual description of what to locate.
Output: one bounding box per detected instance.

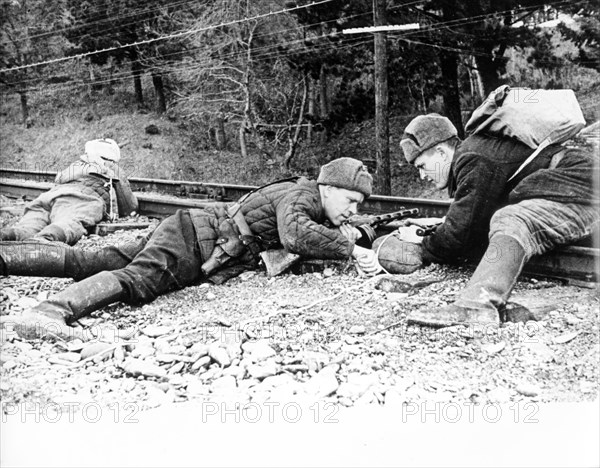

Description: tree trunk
[215,115,227,150]
[373,0,391,195]
[151,72,167,114]
[474,54,504,96]
[318,64,329,144]
[439,51,464,138]
[307,76,315,144]
[283,75,308,169]
[19,90,29,126]
[131,58,144,108]
[239,124,248,159]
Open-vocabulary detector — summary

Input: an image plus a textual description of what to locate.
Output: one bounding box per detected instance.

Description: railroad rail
[1,168,598,284]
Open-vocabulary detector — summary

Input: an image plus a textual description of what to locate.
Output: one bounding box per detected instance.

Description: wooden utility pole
[373,0,391,195]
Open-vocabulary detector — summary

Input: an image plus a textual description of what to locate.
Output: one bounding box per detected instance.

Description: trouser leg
[2,198,51,241]
[408,199,599,327]
[35,194,105,245]
[111,210,203,304]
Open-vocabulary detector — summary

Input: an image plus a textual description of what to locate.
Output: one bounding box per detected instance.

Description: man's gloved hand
[352,245,382,276]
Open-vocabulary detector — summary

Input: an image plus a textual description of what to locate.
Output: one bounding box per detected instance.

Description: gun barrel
[370,208,420,226]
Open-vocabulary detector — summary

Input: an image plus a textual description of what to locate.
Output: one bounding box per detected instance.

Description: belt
[227,203,263,257]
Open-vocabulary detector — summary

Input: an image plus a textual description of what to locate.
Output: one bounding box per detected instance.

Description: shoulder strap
[507,140,550,182]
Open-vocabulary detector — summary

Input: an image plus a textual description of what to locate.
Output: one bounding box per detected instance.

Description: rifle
[260,207,420,276]
[348,207,420,248]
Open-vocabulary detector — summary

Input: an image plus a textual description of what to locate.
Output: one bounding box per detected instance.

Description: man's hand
[339,223,362,243]
[352,245,382,276]
[394,225,425,244]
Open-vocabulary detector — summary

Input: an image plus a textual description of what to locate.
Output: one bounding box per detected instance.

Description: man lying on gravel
[379,113,598,328]
[0,157,381,341]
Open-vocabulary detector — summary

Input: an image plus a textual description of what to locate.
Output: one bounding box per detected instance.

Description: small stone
[121,358,167,379]
[113,345,125,363]
[54,352,82,363]
[242,339,276,361]
[47,356,72,366]
[516,383,540,397]
[131,345,155,359]
[222,365,245,379]
[206,292,216,301]
[208,345,231,367]
[348,325,366,335]
[155,353,194,364]
[141,325,171,338]
[3,360,18,370]
[66,339,85,352]
[481,341,506,354]
[210,375,237,393]
[337,373,377,400]
[192,355,212,371]
[304,364,339,398]
[168,362,185,374]
[247,361,278,380]
[563,313,580,325]
[239,271,256,281]
[15,297,39,309]
[216,317,232,327]
[323,268,335,277]
[553,331,580,344]
[80,342,114,360]
[188,342,209,356]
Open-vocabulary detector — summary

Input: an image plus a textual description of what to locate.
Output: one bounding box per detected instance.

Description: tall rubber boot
[2,271,125,341]
[408,235,528,327]
[1,237,146,279]
[32,225,69,244]
[0,241,68,277]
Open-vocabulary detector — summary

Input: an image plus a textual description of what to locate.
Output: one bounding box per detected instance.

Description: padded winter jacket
[189,177,354,282]
[421,133,598,264]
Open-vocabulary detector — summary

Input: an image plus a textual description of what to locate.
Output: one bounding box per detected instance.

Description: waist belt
[227,203,263,257]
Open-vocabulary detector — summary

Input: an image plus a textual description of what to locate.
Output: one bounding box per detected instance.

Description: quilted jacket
[422,133,598,264]
[189,177,354,282]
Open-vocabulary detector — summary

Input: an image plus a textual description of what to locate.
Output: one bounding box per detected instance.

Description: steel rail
[1,171,597,283]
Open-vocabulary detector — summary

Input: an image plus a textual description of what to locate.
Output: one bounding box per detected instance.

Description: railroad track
[1,168,598,284]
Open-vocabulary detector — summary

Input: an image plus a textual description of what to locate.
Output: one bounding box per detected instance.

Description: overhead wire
[1,0,588,92]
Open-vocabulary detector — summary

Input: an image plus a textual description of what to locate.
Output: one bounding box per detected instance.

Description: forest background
[1,0,599,198]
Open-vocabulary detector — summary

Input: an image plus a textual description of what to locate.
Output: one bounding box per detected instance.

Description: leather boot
[0,241,68,277]
[408,235,529,327]
[5,271,125,341]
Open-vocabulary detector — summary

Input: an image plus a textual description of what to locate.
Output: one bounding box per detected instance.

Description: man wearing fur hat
[0,138,138,245]
[386,113,598,327]
[1,157,379,340]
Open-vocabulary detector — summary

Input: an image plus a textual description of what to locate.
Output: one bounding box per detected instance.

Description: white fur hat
[84,138,121,162]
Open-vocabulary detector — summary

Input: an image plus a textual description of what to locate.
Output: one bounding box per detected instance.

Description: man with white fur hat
[0,138,138,245]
